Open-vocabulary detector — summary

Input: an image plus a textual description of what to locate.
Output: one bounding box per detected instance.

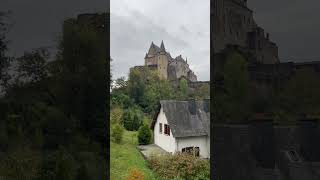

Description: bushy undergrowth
[149,153,210,180]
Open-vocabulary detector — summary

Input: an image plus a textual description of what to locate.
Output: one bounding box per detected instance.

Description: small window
[159,123,162,133]
[164,124,170,136]
[182,147,200,157]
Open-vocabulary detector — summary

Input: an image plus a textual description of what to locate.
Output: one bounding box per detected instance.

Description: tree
[128,68,146,105]
[123,107,143,131]
[179,78,188,99]
[138,124,151,145]
[0,12,11,94]
[111,124,124,144]
[215,51,251,123]
[16,48,49,83]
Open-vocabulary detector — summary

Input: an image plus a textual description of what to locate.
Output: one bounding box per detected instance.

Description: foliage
[214,51,251,123]
[110,106,124,125]
[275,68,320,120]
[112,124,124,144]
[16,47,49,83]
[110,130,156,180]
[128,68,146,105]
[0,14,108,179]
[149,153,210,180]
[179,78,188,99]
[126,168,145,180]
[137,124,151,145]
[123,106,143,131]
[0,12,11,94]
[0,146,42,179]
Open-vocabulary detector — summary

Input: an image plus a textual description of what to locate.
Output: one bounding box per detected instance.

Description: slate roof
[151,100,210,138]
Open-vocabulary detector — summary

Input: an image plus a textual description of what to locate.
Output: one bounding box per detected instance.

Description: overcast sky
[1,0,107,57]
[111,0,210,81]
[1,0,320,78]
[248,0,320,62]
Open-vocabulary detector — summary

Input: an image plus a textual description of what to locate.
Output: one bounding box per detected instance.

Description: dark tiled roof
[152,100,210,138]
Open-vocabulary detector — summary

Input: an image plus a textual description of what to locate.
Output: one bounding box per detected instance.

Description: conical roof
[160,40,166,52]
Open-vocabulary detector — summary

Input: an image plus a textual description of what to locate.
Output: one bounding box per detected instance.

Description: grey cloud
[249,0,320,62]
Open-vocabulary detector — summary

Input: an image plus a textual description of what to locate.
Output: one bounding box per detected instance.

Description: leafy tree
[111,124,124,144]
[123,107,143,131]
[16,48,49,83]
[215,51,251,123]
[0,12,11,94]
[128,68,146,105]
[179,78,188,99]
[138,124,151,145]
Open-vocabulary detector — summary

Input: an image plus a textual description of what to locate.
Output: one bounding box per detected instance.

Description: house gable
[153,107,177,153]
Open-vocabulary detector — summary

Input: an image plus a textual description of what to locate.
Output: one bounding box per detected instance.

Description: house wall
[153,107,177,153]
[176,136,210,158]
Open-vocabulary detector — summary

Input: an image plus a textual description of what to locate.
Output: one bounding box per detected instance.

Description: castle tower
[144,41,169,79]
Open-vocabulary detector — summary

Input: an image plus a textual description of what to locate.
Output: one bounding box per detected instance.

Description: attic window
[159,123,162,133]
[164,124,170,136]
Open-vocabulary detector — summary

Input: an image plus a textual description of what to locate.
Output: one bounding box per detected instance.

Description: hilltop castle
[132,41,197,82]
[213,0,279,64]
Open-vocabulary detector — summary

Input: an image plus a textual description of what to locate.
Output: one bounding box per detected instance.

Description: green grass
[110,130,157,180]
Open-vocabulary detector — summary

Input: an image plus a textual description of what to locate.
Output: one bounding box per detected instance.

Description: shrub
[110,106,124,125]
[123,107,143,131]
[111,124,124,144]
[126,168,145,180]
[149,153,209,180]
[137,124,151,145]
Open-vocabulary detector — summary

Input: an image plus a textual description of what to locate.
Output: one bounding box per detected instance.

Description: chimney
[266,33,270,40]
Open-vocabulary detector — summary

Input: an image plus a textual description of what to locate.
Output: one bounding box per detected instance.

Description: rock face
[142,41,198,82]
[213,0,279,64]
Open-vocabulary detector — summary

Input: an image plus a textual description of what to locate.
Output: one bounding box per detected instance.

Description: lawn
[110,130,157,180]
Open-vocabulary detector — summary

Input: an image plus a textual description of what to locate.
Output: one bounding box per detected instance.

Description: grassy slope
[110,130,156,180]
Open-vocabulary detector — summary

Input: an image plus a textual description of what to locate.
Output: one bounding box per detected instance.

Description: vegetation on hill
[0,13,108,179]
[110,130,156,180]
[214,49,320,124]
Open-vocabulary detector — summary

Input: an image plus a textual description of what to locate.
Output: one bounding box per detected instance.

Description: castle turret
[147,41,157,56]
[160,40,166,52]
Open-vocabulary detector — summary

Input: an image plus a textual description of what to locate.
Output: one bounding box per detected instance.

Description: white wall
[154,107,177,153]
[154,107,210,158]
[177,136,210,158]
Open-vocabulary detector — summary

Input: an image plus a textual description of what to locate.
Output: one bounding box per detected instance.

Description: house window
[164,124,170,136]
[159,123,162,133]
[182,147,200,157]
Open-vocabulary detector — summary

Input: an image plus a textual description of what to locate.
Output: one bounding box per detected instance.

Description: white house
[151,100,210,158]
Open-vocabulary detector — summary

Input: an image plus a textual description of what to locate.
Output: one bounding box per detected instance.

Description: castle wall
[213,119,320,180]
[213,0,279,64]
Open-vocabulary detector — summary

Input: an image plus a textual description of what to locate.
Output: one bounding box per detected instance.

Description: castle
[132,41,197,82]
[213,0,279,64]
[212,2,320,180]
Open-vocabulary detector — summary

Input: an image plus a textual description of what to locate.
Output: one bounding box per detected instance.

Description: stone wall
[213,119,320,180]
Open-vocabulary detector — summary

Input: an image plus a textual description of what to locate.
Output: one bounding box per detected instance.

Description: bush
[123,107,143,131]
[111,124,124,144]
[126,168,145,180]
[149,153,210,180]
[137,124,151,145]
[110,106,124,125]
